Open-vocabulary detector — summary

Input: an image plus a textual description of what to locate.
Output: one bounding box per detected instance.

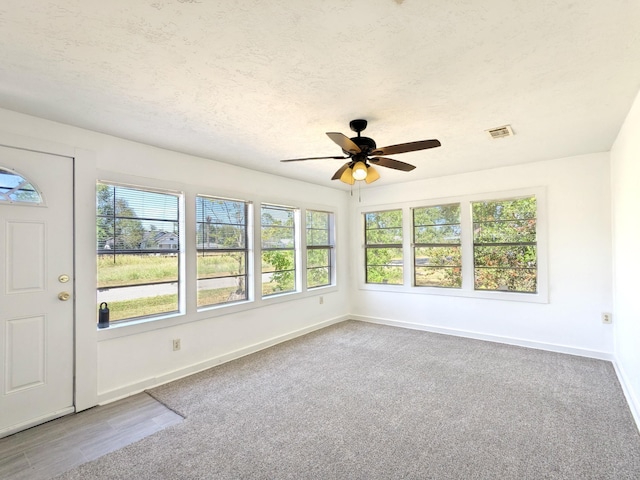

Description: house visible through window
[196,195,250,308]
[96,183,181,322]
[306,210,334,288]
[472,196,537,293]
[261,204,297,296]
[364,209,403,285]
[413,203,461,288]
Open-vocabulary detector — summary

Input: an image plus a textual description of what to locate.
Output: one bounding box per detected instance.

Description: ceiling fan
[280,119,441,184]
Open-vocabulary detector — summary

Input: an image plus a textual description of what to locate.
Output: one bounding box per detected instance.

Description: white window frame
[357,187,548,303]
[0,166,44,205]
[96,180,185,324]
[260,203,300,298]
[363,208,404,286]
[412,203,462,289]
[305,209,335,289]
[471,195,538,294]
[195,194,252,310]
[95,170,338,339]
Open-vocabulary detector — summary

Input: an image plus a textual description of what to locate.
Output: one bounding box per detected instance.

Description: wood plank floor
[0,393,183,480]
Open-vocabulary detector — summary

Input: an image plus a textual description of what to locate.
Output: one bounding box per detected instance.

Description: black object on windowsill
[98,302,110,329]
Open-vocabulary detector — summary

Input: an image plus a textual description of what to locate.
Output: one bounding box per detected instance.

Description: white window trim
[363,208,404,285]
[0,166,45,205]
[357,187,548,304]
[305,210,336,290]
[195,194,253,311]
[96,179,186,323]
[412,203,462,289]
[96,172,339,340]
[260,203,300,298]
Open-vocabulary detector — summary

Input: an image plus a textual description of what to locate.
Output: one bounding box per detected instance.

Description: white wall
[350,153,614,357]
[0,104,627,420]
[611,89,640,425]
[0,108,351,408]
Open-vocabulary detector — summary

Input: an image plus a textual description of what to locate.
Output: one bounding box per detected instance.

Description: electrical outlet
[602,313,612,324]
[319,296,324,305]
[172,338,181,351]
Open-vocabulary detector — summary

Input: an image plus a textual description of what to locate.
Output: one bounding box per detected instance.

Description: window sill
[359,283,548,304]
[97,284,340,341]
[259,284,338,307]
[96,311,185,340]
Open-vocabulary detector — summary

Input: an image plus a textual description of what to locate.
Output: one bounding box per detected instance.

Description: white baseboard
[612,360,640,432]
[97,315,349,405]
[350,315,614,361]
[354,315,637,432]
[97,312,639,434]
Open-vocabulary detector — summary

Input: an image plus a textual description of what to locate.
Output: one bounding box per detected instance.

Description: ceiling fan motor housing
[346,136,376,157]
[345,119,376,158]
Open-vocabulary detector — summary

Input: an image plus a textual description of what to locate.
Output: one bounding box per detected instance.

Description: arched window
[0,167,43,204]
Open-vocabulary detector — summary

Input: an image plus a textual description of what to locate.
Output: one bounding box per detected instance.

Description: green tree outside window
[306,210,333,288]
[96,183,180,322]
[413,203,462,288]
[261,205,297,296]
[196,196,249,307]
[365,209,403,285]
[472,196,537,293]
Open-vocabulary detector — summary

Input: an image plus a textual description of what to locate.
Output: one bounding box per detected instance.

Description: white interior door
[0,145,74,437]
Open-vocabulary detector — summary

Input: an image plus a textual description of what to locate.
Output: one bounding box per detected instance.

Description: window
[359,189,546,302]
[96,183,181,322]
[0,167,42,204]
[472,196,537,293]
[196,196,250,308]
[306,210,334,288]
[261,204,297,296]
[364,209,403,285]
[413,203,461,288]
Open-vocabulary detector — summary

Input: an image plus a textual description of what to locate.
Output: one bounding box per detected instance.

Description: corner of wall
[609,85,640,433]
[613,360,640,432]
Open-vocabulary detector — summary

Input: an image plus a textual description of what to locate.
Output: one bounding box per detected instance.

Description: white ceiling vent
[486,125,514,139]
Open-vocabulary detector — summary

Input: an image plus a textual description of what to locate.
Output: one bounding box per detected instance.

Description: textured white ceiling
[1,0,639,188]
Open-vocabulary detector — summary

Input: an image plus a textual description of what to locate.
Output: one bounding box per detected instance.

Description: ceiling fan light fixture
[339,166,356,185]
[279,119,441,185]
[365,165,380,184]
[352,161,368,181]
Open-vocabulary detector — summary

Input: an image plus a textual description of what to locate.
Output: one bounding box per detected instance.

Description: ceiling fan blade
[280,155,349,162]
[331,162,351,180]
[370,157,416,172]
[326,132,362,154]
[371,139,441,156]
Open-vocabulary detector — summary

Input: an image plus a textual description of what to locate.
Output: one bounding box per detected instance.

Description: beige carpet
[56,321,640,479]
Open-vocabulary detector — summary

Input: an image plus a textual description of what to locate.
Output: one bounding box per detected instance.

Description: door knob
[58,291,71,301]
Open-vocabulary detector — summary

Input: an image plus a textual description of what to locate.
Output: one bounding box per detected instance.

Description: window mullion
[460,200,474,291]
[403,206,412,286]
